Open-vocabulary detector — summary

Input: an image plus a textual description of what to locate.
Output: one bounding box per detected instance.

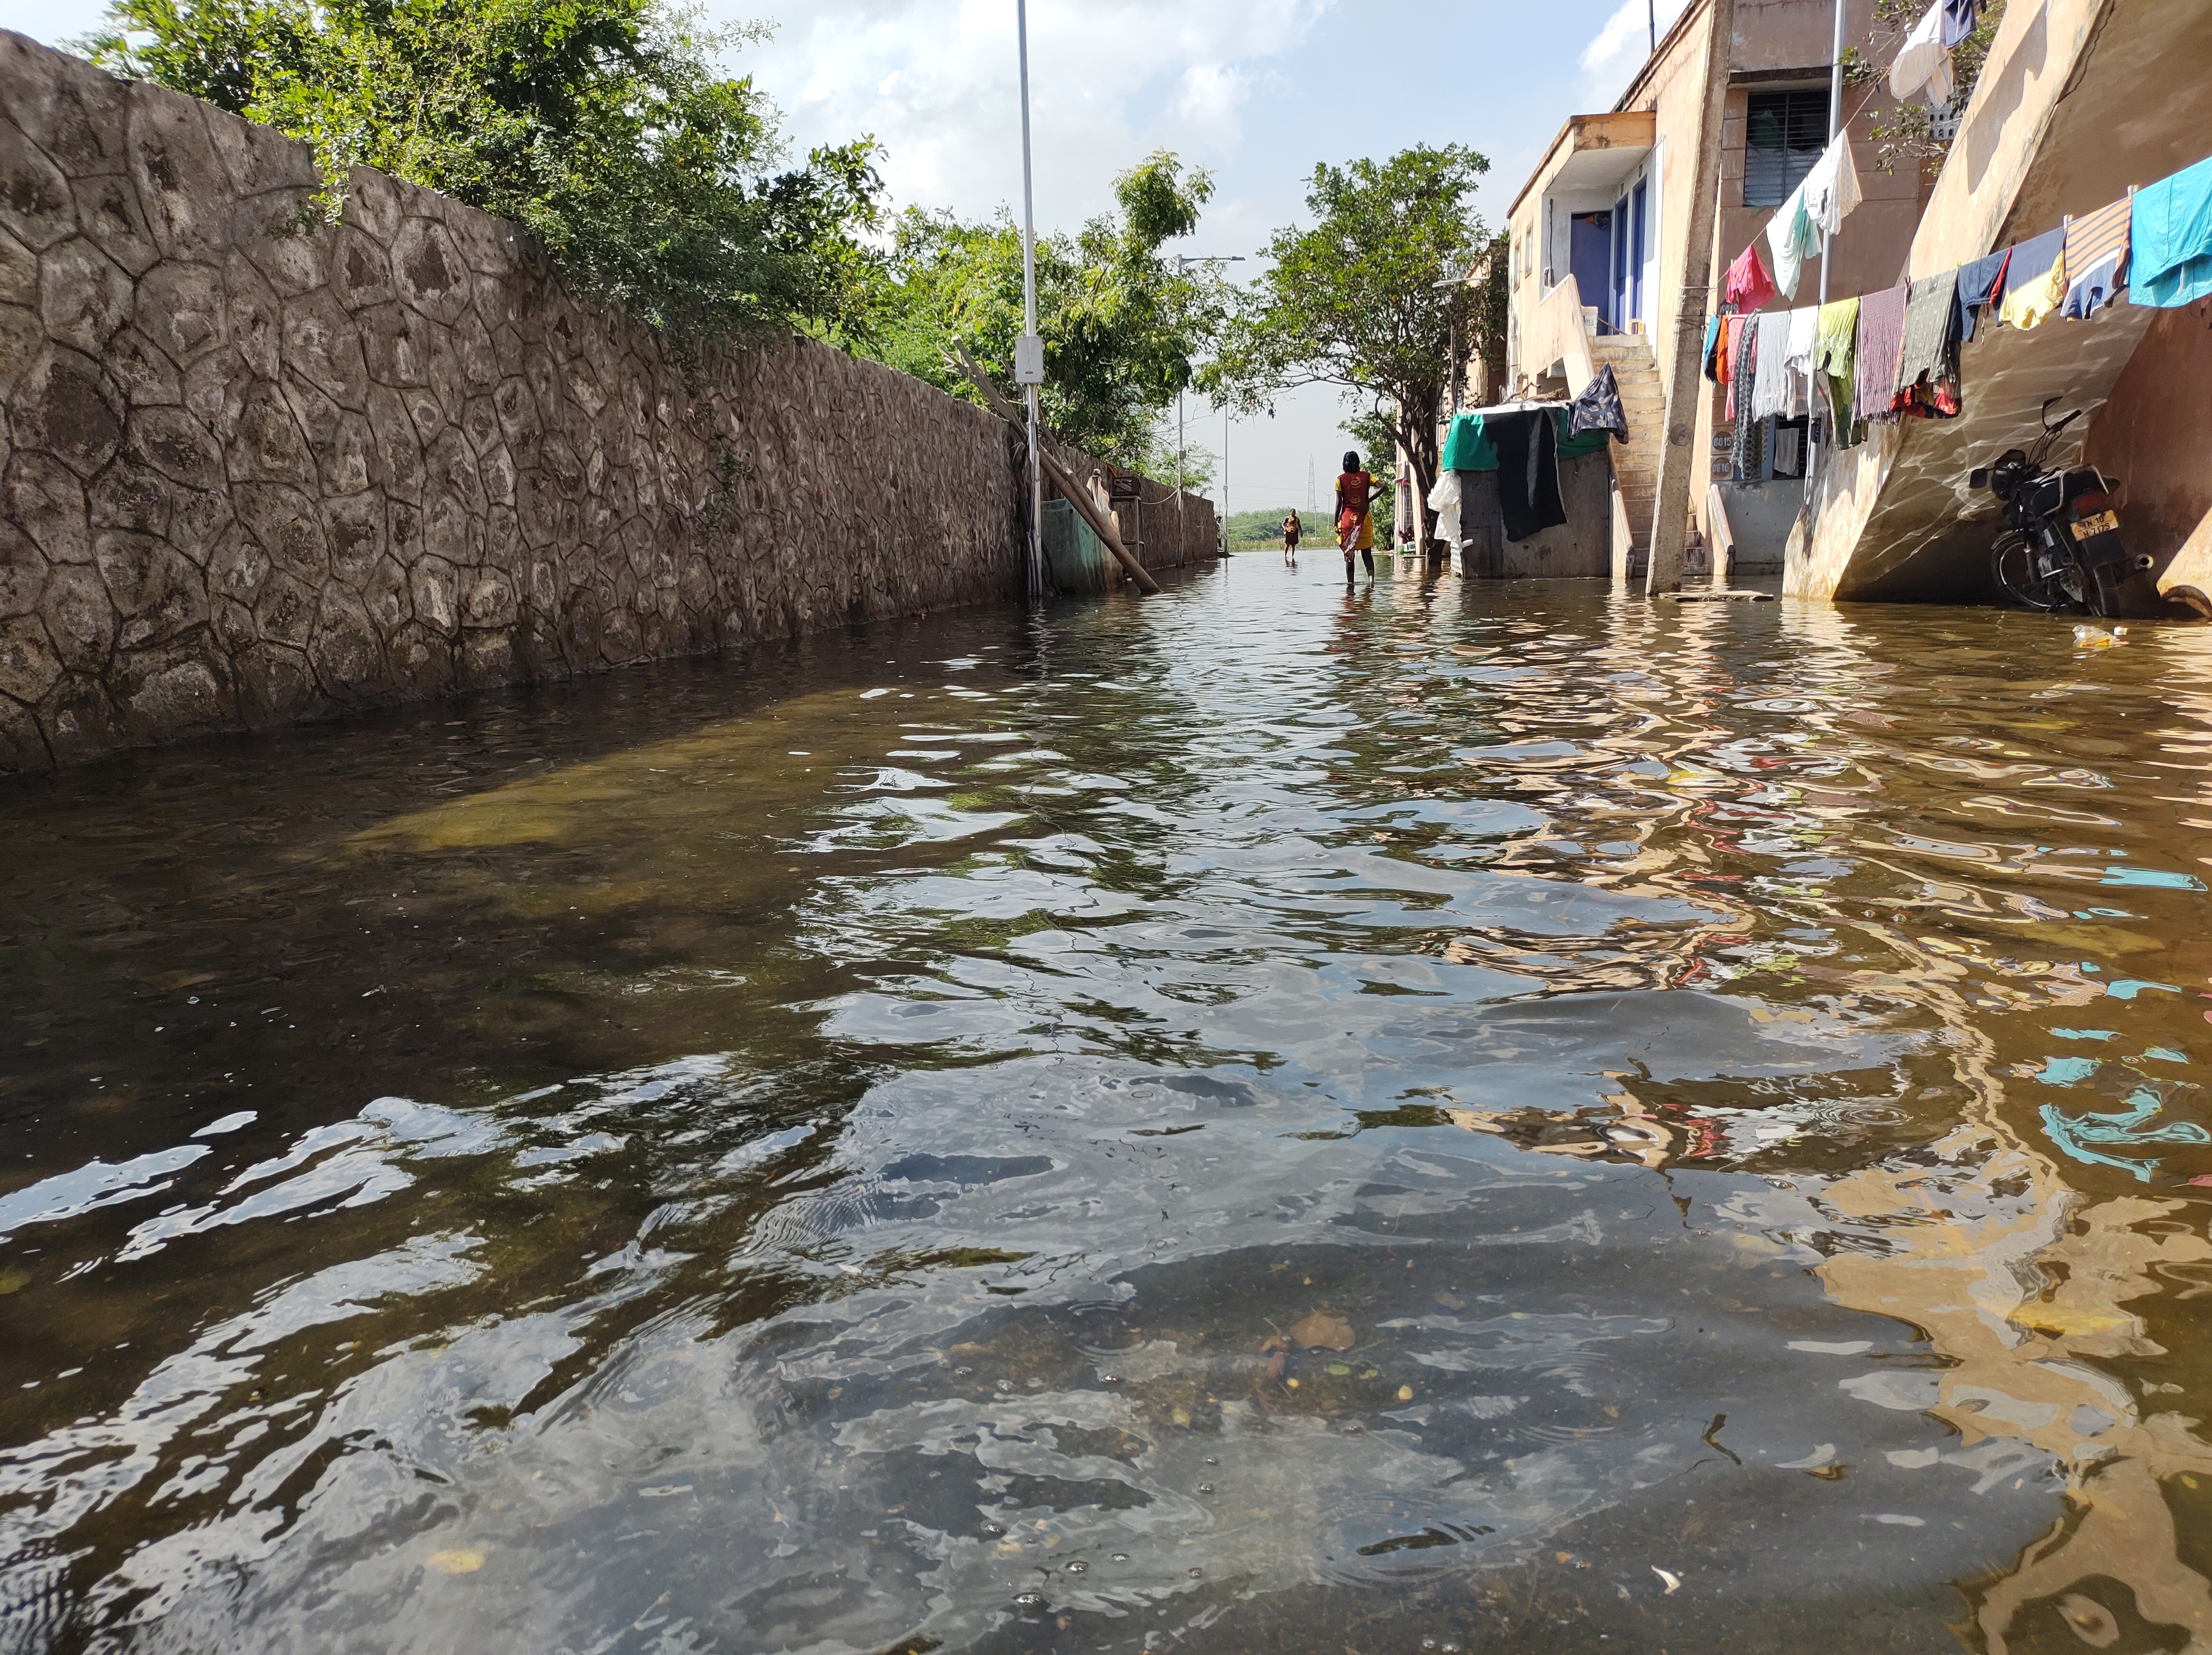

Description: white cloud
[729,0,1327,226]
[1577,0,1690,109]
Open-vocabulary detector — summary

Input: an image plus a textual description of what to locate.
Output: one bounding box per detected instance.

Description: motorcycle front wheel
[1992,532,2074,612]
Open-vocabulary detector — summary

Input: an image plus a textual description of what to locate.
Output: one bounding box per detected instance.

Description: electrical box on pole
[1014,335,1045,385]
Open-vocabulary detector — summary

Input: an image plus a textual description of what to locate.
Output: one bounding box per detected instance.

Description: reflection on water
[5,567,2212,1651]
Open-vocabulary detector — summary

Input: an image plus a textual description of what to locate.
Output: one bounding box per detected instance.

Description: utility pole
[1014,0,1044,600]
[1644,0,1737,597]
[1819,0,1844,306]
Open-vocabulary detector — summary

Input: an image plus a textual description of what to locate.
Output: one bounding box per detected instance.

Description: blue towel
[2131,154,2212,309]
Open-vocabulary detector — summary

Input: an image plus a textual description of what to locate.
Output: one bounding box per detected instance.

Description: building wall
[2082,299,2212,597]
[0,32,1212,775]
[1456,450,1615,578]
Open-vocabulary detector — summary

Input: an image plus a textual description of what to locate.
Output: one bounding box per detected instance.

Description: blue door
[1611,194,1631,329]
[1629,180,1648,326]
[1570,211,1613,330]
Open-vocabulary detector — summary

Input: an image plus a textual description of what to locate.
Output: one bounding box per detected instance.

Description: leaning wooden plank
[950,343,1163,596]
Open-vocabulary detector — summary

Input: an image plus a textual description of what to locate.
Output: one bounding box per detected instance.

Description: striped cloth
[2061,196,2131,317]
[2063,197,2131,284]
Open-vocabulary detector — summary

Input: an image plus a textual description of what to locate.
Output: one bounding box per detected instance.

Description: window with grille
[1743,91,1828,207]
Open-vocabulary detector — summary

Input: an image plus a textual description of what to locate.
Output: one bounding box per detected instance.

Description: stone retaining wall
[0,31,1214,773]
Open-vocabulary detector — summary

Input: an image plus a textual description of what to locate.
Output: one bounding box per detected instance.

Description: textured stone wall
[0,33,1212,774]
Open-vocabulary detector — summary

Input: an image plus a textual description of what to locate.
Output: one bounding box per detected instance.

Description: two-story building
[1500,0,1933,575]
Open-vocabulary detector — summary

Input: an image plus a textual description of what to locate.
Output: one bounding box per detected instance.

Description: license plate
[2073,509,2120,538]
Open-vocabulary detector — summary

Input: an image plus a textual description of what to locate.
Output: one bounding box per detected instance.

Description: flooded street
[7,557,2212,1653]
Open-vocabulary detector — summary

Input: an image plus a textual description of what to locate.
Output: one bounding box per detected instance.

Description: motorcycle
[1973,397,2152,617]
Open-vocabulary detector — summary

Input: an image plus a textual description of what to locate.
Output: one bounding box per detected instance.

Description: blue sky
[13,0,1688,513]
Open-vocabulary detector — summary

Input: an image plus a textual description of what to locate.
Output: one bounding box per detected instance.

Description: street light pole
[1820,0,1844,307]
[1014,0,1044,600]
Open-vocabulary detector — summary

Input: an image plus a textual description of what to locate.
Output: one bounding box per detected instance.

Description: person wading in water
[1335,451,1377,583]
[1282,510,1302,565]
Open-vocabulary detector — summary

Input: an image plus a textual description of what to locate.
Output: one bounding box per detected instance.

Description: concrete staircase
[1589,334,1666,568]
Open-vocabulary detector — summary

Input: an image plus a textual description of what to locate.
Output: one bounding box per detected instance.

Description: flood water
[5,558,2212,1653]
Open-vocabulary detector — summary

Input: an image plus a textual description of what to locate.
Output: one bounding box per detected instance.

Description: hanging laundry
[1439,410,1497,471]
[1567,364,1630,445]
[1701,315,1724,382]
[1714,314,1747,394]
[1941,0,1983,46]
[1426,468,1463,549]
[1765,186,1817,301]
[1751,306,1798,421]
[1553,408,1616,460]
[1726,313,1759,424]
[1731,315,1762,457]
[1801,133,1864,238]
[1889,1,1955,106]
[1814,296,1859,446]
[1783,306,1820,419]
[1954,248,2009,343]
[1894,269,1963,418]
[1486,409,1568,543]
[2060,196,2131,319]
[1724,244,1777,313]
[1853,284,1910,428]
[1996,226,2068,330]
[2130,153,2212,309]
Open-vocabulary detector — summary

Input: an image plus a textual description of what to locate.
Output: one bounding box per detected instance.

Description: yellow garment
[1998,251,2068,331]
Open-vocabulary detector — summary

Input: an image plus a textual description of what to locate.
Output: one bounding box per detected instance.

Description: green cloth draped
[1441,407,1609,472]
[1814,297,1860,448]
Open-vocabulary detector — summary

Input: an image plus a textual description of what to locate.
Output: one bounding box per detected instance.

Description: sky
[13,0,1690,515]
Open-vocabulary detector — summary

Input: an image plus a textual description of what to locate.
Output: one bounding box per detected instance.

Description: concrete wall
[0,32,1213,774]
[1456,449,1615,578]
[2083,300,2212,598]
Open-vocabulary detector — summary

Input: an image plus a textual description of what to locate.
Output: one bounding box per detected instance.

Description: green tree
[84,0,884,343]
[1205,144,1490,534]
[864,151,1227,471]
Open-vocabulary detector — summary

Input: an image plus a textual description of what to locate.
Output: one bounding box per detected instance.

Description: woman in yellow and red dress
[1334,450,1376,583]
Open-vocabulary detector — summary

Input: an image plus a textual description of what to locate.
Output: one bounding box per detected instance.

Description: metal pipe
[1016,0,1042,600]
[1819,0,1844,307]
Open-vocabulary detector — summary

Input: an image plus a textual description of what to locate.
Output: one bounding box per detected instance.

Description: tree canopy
[1205,144,1491,530]
[862,151,1227,472]
[85,0,885,342]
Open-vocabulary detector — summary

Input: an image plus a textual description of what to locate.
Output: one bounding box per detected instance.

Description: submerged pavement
[5,559,2212,1652]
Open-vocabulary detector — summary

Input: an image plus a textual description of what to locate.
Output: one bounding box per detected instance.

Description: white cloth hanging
[1426,469,1463,548]
[1765,186,1815,300]
[1782,306,1820,418]
[1801,133,1863,237]
[1750,311,1797,421]
[1889,1,1954,105]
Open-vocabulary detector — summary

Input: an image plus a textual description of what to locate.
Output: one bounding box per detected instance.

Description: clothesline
[1707,146,2212,462]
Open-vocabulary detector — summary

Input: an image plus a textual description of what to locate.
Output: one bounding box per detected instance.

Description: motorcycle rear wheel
[1992,532,2073,612]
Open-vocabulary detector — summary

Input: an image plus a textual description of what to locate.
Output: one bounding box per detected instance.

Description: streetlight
[1173,254,1244,517]
[1014,0,1044,600]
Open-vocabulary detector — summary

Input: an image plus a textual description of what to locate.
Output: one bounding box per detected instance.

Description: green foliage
[860,151,1228,470]
[1204,144,1490,533]
[84,0,885,342]
[1841,0,2007,174]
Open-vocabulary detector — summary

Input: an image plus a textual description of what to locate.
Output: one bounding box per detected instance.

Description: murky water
[6,560,2212,1653]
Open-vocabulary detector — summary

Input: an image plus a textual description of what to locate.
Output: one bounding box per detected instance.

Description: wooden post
[951,344,1162,595]
[1645,0,1737,596]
